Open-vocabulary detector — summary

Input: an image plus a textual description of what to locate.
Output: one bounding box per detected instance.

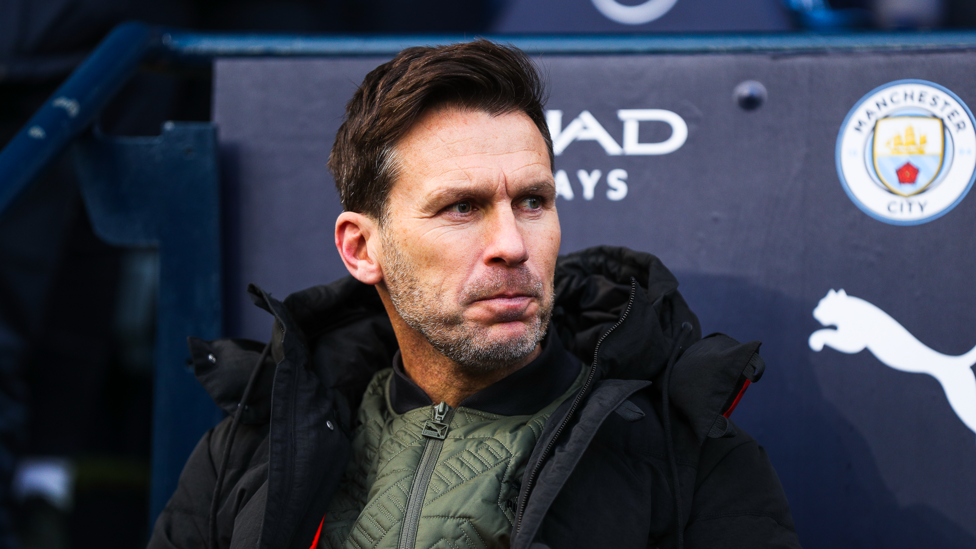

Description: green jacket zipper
[398,401,456,549]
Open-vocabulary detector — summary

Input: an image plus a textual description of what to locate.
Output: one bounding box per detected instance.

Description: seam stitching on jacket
[426,461,507,503]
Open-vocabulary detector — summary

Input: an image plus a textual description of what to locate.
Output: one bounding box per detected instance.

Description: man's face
[379,106,560,372]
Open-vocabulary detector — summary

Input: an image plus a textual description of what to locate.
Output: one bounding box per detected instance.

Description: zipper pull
[422,402,451,440]
[433,401,450,421]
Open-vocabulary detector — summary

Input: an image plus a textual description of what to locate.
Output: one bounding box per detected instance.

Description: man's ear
[335,211,384,285]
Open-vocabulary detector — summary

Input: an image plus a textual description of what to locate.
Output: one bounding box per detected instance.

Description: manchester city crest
[836,80,976,225]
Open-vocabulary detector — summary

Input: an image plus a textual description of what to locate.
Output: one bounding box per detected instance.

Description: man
[148,40,801,549]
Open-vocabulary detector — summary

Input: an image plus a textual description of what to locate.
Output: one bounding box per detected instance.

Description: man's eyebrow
[517,181,557,196]
[424,180,556,206]
[424,184,493,207]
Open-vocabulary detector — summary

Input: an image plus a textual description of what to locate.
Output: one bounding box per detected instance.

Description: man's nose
[484,207,528,266]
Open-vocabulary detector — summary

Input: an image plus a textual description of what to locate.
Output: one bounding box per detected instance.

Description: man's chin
[435,318,546,372]
[469,317,539,341]
[452,337,541,373]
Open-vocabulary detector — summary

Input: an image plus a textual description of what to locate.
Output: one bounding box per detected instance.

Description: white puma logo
[809,289,976,438]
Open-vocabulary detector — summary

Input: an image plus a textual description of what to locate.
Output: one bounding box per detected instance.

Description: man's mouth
[460,269,546,321]
[463,278,542,305]
[470,294,536,322]
[474,291,535,302]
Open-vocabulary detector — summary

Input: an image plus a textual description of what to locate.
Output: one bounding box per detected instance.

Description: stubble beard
[381,229,553,373]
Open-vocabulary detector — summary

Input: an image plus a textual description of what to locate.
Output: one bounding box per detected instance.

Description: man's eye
[523,197,542,209]
[449,201,473,214]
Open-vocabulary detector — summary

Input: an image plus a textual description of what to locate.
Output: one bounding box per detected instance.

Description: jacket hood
[552,245,701,380]
[190,245,764,444]
[552,246,764,444]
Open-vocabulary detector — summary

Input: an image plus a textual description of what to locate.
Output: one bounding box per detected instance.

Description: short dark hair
[329,39,552,220]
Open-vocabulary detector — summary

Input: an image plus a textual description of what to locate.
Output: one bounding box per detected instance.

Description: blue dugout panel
[215,44,976,549]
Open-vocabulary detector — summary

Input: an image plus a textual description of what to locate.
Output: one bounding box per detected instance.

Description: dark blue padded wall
[215,58,384,338]
[214,50,976,548]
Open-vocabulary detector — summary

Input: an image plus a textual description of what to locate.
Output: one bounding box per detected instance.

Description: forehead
[389,106,552,199]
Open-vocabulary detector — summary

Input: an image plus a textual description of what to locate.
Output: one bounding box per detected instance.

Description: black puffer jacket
[148,246,801,549]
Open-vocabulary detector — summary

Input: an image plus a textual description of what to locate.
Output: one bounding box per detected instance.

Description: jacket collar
[388,329,582,416]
